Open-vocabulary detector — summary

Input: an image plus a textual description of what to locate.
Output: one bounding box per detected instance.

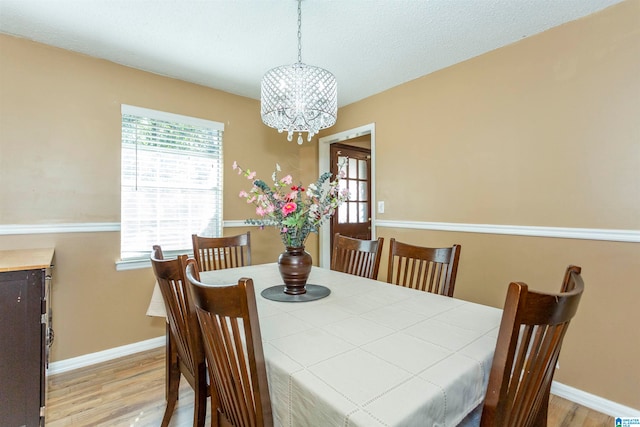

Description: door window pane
[358,202,368,222]
[359,182,368,201]
[349,202,358,222]
[358,159,367,179]
[338,203,347,223]
[348,158,357,179]
[348,181,358,201]
[339,178,348,195]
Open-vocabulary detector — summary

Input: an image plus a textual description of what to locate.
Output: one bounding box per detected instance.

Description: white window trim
[121,105,224,132]
[119,104,224,263]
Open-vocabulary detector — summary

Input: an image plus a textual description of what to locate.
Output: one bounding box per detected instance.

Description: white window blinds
[120,105,224,261]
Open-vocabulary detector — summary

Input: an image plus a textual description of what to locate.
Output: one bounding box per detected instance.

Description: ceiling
[0,0,624,107]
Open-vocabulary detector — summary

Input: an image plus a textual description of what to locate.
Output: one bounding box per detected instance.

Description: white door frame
[318,123,376,267]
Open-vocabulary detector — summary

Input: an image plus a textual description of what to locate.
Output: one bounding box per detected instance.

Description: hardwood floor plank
[46,347,614,426]
[548,394,613,427]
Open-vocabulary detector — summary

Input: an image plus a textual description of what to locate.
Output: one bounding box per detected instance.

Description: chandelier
[260,0,337,145]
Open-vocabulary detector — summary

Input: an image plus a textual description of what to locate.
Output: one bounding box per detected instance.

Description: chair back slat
[330,233,384,280]
[387,239,461,297]
[481,265,584,427]
[186,260,273,427]
[192,232,252,272]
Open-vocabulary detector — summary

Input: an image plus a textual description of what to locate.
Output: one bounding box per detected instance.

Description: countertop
[0,248,55,272]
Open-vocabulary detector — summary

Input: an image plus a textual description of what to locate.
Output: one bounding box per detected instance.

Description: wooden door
[330,144,372,254]
[0,269,44,427]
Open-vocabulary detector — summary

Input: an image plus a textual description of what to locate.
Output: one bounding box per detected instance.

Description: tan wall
[321,0,640,408]
[0,35,300,361]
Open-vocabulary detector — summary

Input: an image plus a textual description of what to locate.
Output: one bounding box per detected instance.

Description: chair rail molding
[0,220,250,236]
[0,222,120,235]
[375,220,640,243]
[3,220,638,243]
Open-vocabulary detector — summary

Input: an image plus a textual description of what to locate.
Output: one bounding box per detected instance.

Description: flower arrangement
[233,161,349,248]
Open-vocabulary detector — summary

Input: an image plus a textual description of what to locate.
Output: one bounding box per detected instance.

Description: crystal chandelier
[260,0,337,145]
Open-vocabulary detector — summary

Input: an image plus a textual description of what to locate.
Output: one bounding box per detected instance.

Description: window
[120,105,223,264]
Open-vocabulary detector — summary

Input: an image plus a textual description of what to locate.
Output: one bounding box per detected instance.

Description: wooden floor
[46,346,613,427]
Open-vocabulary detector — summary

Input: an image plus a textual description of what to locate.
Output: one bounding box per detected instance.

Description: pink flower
[282,175,293,185]
[282,202,297,216]
[248,171,256,180]
[287,191,298,201]
[232,161,238,170]
[239,190,248,198]
[256,206,266,217]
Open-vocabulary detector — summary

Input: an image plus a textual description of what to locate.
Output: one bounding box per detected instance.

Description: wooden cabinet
[0,249,54,427]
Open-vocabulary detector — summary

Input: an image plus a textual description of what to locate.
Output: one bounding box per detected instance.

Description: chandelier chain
[297,0,302,63]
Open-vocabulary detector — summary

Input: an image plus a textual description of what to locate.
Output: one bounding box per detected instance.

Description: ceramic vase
[278,246,312,295]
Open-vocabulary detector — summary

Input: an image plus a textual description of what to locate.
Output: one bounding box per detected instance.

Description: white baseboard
[47,336,164,375]
[46,336,640,418]
[551,381,640,417]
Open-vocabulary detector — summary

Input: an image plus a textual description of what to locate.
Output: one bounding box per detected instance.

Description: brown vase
[278,246,312,295]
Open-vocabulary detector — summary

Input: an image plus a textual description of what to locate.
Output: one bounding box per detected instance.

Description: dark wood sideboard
[0,248,55,427]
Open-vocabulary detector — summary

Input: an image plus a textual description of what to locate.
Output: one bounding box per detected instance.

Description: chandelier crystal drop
[260,0,337,145]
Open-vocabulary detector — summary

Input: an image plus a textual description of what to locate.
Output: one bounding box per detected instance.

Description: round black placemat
[261,284,330,302]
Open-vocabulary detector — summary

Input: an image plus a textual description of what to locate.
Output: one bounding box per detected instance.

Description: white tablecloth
[147,263,501,427]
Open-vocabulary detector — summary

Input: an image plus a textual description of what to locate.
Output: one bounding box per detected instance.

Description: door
[330,143,372,256]
[0,269,44,427]
[318,123,375,268]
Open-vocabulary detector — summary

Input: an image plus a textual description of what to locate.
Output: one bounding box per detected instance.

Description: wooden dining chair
[480,265,585,427]
[386,239,461,297]
[185,260,273,427]
[150,246,208,427]
[192,232,252,272]
[330,233,384,280]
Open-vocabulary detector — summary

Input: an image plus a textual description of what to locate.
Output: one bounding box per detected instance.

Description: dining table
[146,263,502,427]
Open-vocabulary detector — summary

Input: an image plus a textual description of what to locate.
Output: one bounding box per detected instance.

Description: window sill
[115,258,151,271]
[116,250,194,271]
